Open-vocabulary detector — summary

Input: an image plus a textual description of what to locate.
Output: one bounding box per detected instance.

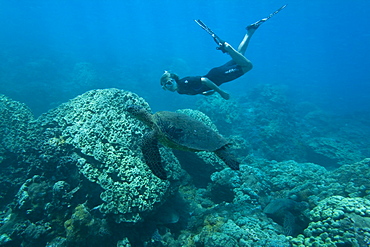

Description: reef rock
[330,158,370,198]
[35,88,183,223]
[290,196,370,246]
[263,198,309,236]
[0,94,38,208]
[306,137,364,169]
[0,94,35,155]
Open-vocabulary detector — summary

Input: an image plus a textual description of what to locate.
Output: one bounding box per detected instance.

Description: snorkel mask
[160,71,178,91]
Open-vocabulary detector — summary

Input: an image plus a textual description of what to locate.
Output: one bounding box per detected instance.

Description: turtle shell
[153,111,228,151]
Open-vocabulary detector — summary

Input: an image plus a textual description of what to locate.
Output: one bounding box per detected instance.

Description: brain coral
[36,89,183,223]
[290,195,370,246]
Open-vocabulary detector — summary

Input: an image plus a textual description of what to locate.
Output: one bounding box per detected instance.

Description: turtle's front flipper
[141,131,167,180]
[214,147,240,170]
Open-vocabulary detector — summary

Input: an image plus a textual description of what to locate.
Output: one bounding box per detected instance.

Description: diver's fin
[246,4,287,31]
[195,19,227,53]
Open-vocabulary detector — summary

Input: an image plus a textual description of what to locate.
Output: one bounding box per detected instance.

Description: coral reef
[306,137,364,169]
[0,94,35,155]
[264,199,309,236]
[156,184,291,247]
[290,196,370,246]
[0,94,38,209]
[188,209,289,247]
[197,84,304,163]
[330,158,370,199]
[0,89,187,246]
[35,88,181,223]
[196,84,369,168]
[0,86,370,246]
[196,95,241,126]
[64,204,109,245]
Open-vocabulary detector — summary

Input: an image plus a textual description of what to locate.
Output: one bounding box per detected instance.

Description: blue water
[0,0,369,116]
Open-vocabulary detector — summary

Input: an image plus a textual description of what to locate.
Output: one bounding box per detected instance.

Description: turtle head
[127,105,154,126]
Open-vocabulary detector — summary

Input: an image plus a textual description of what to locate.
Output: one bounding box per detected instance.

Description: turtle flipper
[141,131,167,180]
[214,147,240,170]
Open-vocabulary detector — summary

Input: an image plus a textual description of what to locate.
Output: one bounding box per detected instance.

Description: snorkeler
[160,5,286,100]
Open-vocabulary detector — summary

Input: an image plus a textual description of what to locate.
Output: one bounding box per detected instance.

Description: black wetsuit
[177,60,245,95]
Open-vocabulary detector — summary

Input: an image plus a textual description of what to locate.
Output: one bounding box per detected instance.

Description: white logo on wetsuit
[225,68,238,74]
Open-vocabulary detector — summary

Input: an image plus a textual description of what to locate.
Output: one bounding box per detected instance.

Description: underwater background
[1,0,369,115]
[1,0,370,246]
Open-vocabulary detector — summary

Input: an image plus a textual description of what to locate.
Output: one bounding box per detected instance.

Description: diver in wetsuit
[160,5,286,100]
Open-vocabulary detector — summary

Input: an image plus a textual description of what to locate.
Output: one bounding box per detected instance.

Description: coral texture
[0,94,35,155]
[35,89,183,223]
[1,87,370,246]
[290,196,370,246]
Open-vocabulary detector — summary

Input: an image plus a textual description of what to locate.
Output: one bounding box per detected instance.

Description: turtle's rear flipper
[141,132,167,180]
[215,147,240,170]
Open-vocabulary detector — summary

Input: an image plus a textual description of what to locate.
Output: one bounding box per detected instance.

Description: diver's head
[160,71,179,92]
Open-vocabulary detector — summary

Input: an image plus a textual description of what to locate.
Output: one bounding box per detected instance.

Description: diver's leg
[237,29,256,55]
[224,42,253,73]
[239,4,287,54]
[238,17,269,55]
[221,16,270,73]
[227,22,261,71]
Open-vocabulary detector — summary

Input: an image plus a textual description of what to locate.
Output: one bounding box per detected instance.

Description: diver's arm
[201,77,230,100]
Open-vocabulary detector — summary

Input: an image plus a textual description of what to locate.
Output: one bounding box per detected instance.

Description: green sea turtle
[127,105,239,180]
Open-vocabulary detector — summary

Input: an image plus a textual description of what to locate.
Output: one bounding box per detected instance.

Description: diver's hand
[216,41,229,54]
[200,77,229,99]
[223,42,233,53]
[219,91,230,100]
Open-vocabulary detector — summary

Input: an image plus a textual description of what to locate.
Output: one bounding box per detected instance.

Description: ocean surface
[1,1,370,246]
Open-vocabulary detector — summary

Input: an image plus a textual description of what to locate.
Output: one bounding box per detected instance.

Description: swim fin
[247,4,287,31]
[195,19,227,53]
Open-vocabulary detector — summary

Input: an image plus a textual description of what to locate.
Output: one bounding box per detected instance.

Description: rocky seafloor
[0,87,370,247]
